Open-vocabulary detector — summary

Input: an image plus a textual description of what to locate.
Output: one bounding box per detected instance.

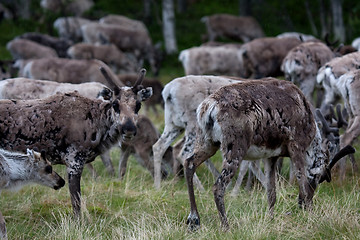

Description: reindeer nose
[54,178,65,190]
[121,118,137,140]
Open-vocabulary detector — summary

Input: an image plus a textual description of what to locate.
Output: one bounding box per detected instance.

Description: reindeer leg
[85,163,98,179]
[185,140,218,231]
[339,116,360,181]
[178,131,205,191]
[118,145,131,180]
[67,164,84,218]
[230,160,250,196]
[289,147,312,209]
[172,138,185,177]
[153,126,182,189]
[349,154,358,174]
[250,160,267,190]
[0,211,7,240]
[245,169,254,191]
[264,158,277,218]
[204,159,220,179]
[289,160,296,184]
[100,150,115,176]
[213,144,244,230]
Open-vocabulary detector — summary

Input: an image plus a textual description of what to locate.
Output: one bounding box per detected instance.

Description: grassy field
[1,141,360,239]
[1,1,360,239]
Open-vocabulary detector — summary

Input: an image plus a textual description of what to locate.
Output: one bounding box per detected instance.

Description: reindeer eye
[135,102,141,113]
[45,165,52,174]
[113,101,120,113]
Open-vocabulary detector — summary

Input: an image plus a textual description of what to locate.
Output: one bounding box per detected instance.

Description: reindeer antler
[100,67,117,88]
[316,109,339,137]
[133,68,146,88]
[319,145,355,183]
[335,103,348,128]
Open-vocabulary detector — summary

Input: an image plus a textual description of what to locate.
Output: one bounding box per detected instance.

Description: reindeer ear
[99,67,122,94]
[27,148,35,159]
[97,87,113,100]
[137,87,153,102]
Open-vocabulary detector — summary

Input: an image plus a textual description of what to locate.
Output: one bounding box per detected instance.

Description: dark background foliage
[0,0,360,76]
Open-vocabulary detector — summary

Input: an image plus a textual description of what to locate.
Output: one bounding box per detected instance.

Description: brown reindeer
[185,79,354,230]
[0,68,152,217]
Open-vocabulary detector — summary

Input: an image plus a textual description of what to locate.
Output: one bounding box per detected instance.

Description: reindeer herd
[0,3,360,238]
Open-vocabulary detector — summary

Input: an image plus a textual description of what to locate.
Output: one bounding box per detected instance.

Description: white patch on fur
[316,66,327,84]
[245,145,282,160]
[197,98,223,142]
[304,125,327,179]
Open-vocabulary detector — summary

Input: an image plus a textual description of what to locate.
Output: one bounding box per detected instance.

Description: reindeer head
[100,67,153,142]
[27,149,65,190]
[304,109,355,201]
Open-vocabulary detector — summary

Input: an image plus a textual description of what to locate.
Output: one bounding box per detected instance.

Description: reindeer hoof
[186,215,200,232]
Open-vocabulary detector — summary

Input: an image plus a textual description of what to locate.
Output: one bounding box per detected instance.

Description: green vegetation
[0,0,360,239]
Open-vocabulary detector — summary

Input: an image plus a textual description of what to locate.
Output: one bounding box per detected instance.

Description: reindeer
[153,75,245,190]
[99,14,149,34]
[0,148,65,240]
[276,32,318,42]
[325,70,360,181]
[240,37,302,78]
[80,22,161,76]
[201,14,264,42]
[0,68,152,217]
[118,115,174,180]
[281,41,335,106]
[118,73,164,116]
[185,79,354,230]
[17,32,73,58]
[20,57,124,88]
[67,43,139,74]
[40,0,94,16]
[6,38,58,60]
[178,46,246,77]
[53,16,95,43]
[316,51,360,115]
[0,78,111,101]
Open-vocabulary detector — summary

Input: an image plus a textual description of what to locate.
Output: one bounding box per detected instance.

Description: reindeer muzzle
[54,177,66,190]
[121,118,137,141]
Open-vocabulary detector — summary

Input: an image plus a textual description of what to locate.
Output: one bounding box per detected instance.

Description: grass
[1,137,360,239]
[1,1,360,239]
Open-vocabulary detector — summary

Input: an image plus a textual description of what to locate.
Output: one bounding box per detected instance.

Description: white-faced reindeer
[0,68,152,217]
[326,70,360,181]
[0,148,65,240]
[281,41,335,106]
[185,79,354,230]
[317,51,360,115]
